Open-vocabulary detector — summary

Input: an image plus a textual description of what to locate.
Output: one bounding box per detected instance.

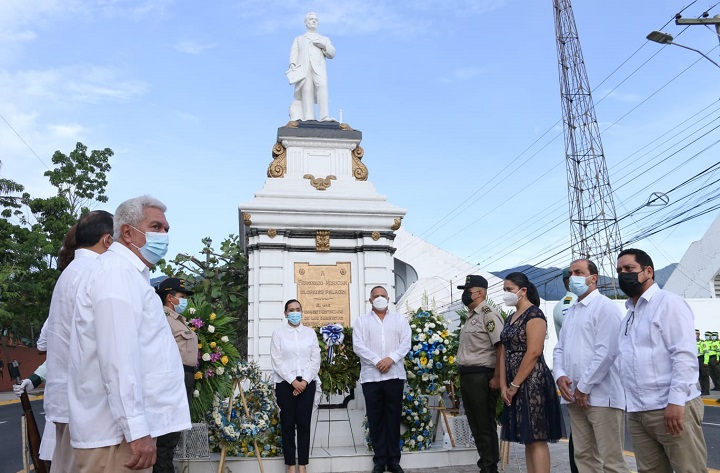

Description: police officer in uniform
[698,329,710,395]
[457,275,505,473]
[710,332,720,391]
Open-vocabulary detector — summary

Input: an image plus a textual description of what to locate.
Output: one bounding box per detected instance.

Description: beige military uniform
[457,300,504,368]
[163,307,198,367]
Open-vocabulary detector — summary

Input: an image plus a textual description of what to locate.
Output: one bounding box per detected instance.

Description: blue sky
[1,0,719,279]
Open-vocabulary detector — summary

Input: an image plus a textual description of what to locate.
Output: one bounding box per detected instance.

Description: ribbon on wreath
[320,323,345,364]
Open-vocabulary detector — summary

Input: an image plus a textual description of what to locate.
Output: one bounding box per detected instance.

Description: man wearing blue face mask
[553,259,629,473]
[155,277,197,473]
[68,195,190,473]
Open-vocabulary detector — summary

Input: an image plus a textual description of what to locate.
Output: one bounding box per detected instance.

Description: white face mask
[372,296,389,310]
[503,289,522,307]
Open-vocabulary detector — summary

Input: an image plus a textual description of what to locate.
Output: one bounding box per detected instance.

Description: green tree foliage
[159,236,249,358]
[0,143,113,342]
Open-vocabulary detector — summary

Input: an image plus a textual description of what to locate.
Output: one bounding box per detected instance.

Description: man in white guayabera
[287,12,335,121]
[354,286,411,473]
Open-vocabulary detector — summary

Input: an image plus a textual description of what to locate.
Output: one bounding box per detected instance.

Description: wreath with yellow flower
[188,301,241,421]
[404,308,455,396]
[206,361,281,457]
[315,324,361,396]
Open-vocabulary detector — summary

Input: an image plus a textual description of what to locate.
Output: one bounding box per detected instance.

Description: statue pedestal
[239,120,406,373]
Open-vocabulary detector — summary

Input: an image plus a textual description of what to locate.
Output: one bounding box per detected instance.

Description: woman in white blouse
[271,299,321,473]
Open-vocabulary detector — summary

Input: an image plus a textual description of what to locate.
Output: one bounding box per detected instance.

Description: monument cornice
[281,138,358,150]
[246,243,397,254]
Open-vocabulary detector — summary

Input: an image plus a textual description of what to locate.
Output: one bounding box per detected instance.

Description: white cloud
[47,123,86,138]
[174,41,218,55]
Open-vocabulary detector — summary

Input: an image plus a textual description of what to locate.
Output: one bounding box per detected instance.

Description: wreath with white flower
[187,301,241,421]
[363,388,434,452]
[206,360,276,456]
[404,308,455,396]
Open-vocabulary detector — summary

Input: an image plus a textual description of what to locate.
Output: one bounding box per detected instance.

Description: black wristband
[296,376,303,382]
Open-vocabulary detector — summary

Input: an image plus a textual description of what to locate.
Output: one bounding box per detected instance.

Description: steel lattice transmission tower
[553,0,622,292]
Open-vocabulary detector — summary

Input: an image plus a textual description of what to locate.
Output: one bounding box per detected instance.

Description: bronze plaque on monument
[294,262,352,327]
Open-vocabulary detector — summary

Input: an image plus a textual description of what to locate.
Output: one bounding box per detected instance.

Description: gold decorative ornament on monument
[242,213,252,227]
[304,174,336,191]
[316,230,330,251]
[267,142,287,178]
[286,120,299,128]
[391,217,403,231]
[267,228,277,238]
[371,231,381,241]
[351,146,368,181]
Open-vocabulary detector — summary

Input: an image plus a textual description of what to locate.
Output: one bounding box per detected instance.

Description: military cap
[157,277,194,296]
[457,275,488,289]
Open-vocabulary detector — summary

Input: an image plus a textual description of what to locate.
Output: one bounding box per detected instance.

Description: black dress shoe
[702,391,710,395]
[371,465,385,473]
[712,387,720,391]
[387,465,404,473]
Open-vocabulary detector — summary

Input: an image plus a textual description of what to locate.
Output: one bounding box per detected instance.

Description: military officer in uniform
[456,275,505,473]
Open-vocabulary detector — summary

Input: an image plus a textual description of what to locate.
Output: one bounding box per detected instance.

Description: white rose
[418,435,424,441]
[221,335,229,343]
[208,325,215,333]
[188,307,196,315]
[217,366,225,375]
[202,353,211,361]
[193,390,200,398]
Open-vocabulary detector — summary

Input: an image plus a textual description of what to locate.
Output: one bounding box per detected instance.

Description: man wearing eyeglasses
[456,275,505,473]
[553,259,628,472]
[616,248,706,472]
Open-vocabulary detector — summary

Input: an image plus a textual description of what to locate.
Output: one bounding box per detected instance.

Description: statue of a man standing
[287,12,335,121]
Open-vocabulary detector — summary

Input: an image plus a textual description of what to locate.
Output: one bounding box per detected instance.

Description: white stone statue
[287,12,335,121]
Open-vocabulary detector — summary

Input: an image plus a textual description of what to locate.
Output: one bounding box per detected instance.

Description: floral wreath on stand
[206,360,282,458]
[186,301,240,421]
[404,307,454,396]
[315,323,360,396]
[363,389,434,452]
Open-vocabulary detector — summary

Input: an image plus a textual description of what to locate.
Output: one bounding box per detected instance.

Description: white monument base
[174,445,479,472]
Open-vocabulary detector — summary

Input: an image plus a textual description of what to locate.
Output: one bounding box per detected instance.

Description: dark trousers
[276,380,316,466]
[709,355,720,389]
[154,431,181,473]
[699,356,710,394]
[153,368,195,473]
[460,372,499,473]
[362,379,404,468]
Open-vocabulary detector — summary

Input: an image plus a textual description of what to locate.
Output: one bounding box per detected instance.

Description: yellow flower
[448,356,455,364]
[420,356,428,366]
[210,313,217,320]
[194,371,202,380]
[221,355,229,365]
[198,343,202,349]
[210,342,217,348]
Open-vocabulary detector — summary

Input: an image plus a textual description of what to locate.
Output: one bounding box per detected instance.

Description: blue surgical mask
[568,275,590,296]
[130,226,169,264]
[287,311,302,325]
[174,297,188,314]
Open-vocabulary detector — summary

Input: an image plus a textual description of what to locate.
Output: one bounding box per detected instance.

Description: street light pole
[646,30,720,69]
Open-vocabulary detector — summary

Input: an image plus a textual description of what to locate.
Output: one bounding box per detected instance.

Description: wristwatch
[296,376,303,382]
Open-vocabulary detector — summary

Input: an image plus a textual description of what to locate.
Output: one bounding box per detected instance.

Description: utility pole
[553,0,622,295]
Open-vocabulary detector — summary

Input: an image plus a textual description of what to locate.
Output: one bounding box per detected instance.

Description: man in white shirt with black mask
[353,286,411,473]
[553,259,629,473]
[616,248,706,472]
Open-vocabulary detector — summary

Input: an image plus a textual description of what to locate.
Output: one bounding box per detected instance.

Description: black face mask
[618,271,645,297]
[461,290,474,307]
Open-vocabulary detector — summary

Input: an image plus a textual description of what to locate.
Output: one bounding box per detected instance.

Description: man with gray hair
[68,195,190,472]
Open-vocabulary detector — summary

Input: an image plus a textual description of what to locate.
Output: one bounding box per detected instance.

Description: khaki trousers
[627,396,707,473]
[74,439,153,473]
[52,423,77,473]
[566,404,630,473]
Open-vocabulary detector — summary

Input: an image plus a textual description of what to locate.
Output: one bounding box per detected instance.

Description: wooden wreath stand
[499,439,511,470]
[218,378,265,473]
[430,397,456,448]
